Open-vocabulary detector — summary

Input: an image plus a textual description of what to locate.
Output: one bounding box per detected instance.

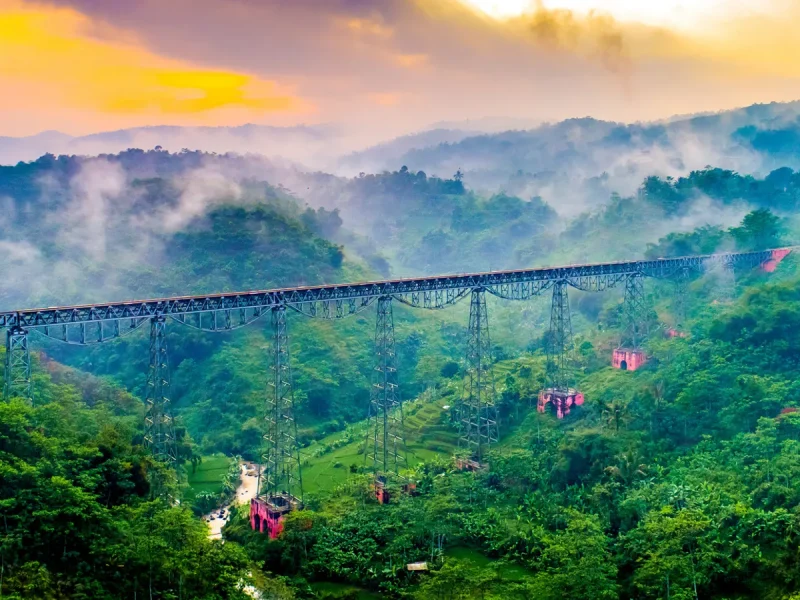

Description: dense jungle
[4,101,800,599]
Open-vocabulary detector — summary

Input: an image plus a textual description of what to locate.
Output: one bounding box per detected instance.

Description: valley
[3,100,800,599]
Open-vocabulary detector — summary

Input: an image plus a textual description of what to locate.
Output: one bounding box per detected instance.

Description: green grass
[444,546,532,582]
[186,454,231,501]
[300,393,459,495]
[298,357,544,496]
[309,581,381,599]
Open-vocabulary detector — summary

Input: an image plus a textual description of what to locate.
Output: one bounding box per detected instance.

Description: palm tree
[605,450,647,486]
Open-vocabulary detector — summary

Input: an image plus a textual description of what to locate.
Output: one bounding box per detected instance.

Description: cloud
[0,0,310,135]
[2,0,799,144]
[394,53,429,68]
[343,16,394,38]
[525,8,629,73]
[368,92,404,106]
[0,239,41,267]
[0,155,262,309]
[102,72,296,115]
[157,167,243,233]
[57,158,127,260]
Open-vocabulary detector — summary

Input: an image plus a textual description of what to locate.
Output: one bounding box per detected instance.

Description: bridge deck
[0,247,792,329]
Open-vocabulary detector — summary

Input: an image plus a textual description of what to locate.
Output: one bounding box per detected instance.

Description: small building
[403,481,418,496]
[538,388,584,419]
[612,348,647,371]
[374,476,390,504]
[665,328,687,339]
[250,493,302,539]
[455,457,484,472]
[374,476,417,504]
[407,562,429,571]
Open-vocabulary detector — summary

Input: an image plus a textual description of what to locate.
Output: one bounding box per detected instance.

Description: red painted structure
[538,388,584,419]
[373,477,417,504]
[762,248,792,273]
[665,328,687,339]
[612,348,647,371]
[375,477,390,504]
[455,458,484,472]
[250,493,301,539]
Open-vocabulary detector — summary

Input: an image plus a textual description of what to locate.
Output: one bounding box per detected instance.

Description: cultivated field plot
[186,454,231,500]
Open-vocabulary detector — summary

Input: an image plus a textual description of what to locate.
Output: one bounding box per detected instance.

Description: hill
[0,123,342,169]
[344,101,800,214]
[3,138,800,597]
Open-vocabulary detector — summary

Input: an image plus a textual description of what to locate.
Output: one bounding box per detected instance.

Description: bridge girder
[1,248,787,331]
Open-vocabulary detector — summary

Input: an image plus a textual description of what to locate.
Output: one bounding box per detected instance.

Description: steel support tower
[366,297,407,483]
[252,306,303,537]
[458,288,498,464]
[258,305,303,501]
[621,274,650,349]
[673,267,691,331]
[3,326,31,403]
[715,259,736,303]
[143,316,177,465]
[613,274,653,371]
[547,281,574,392]
[539,281,583,418]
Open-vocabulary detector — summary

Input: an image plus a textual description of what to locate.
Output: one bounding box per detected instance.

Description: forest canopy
[2,143,800,599]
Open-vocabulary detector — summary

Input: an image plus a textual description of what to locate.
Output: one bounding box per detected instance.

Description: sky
[0,0,799,139]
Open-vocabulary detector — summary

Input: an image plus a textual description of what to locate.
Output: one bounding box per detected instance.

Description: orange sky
[0,0,799,138]
[0,1,311,135]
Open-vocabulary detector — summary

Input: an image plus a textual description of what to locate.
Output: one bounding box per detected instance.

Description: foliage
[5,148,800,598]
[0,395,253,599]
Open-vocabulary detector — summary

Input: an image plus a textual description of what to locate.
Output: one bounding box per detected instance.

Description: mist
[2,99,797,313]
[0,155,256,310]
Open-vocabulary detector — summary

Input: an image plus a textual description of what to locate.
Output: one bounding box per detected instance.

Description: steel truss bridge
[1,247,793,500]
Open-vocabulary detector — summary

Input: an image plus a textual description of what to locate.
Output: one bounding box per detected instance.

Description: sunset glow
[459,0,762,29]
[0,2,306,135]
[0,0,797,137]
[458,0,535,19]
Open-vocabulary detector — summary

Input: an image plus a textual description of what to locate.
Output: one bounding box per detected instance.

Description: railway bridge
[1,247,792,532]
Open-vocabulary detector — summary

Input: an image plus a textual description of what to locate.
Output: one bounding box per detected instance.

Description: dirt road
[206,462,261,540]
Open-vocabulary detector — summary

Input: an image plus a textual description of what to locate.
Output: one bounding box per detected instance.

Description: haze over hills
[0,123,342,169]
[3,106,800,599]
[3,100,800,307]
[4,101,799,207]
[4,125,800,598]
